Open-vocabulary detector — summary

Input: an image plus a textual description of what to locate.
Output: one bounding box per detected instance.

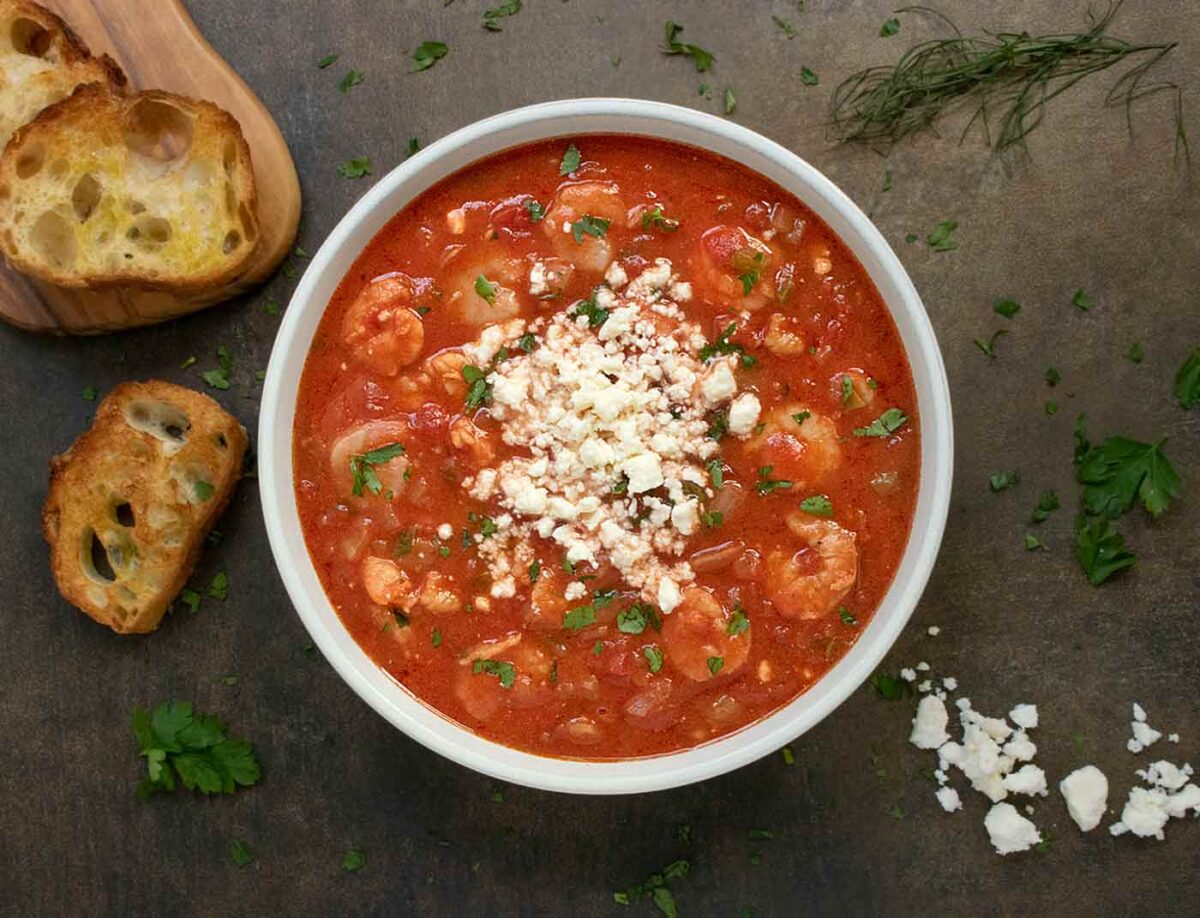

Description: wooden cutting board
[0,0,301,334]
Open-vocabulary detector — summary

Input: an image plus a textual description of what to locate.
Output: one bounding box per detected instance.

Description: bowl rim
[259,97,953,795]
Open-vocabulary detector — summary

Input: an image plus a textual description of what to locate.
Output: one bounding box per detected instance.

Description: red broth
[293,136,919,759]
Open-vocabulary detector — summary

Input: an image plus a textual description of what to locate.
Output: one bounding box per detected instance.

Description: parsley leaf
[1174,348,1200,409]
[572,291,609,327]
[202,346,233,390]
[618,603,662,635]
[411,41,448,72]
[338,70,364,93]
[773,15,797,39]
[193,480,215,502]
[1077,436,1180,519]
[989,470,1020,493]
[348,441,405,496]
[974,329,1008,358]
[853,408,907,438]
[1024,533,1046,551]
[528,560,541,583]
[1031,489,1060,523]
[707,459,724,489]
[1072,288,1094,310]
[82,385,97,401]
[756,466,793,495]
[726,607,750,636]
[699,323,751,364]
[927,220,958,252]
[474,274,497,304]
[482,0,521,31]
[614,860,690,915]
[461,365,491,410]
[338,157,372,179]
[707,656,725,675]
[643,645,664,673]
[131,701,260,798]
[317,54,339,69]
[570,214,610,242]
[641,205,680,232]
[179,589,201,614]
[880,17,900,37]
[701,510,724,528]
[1075,514,1135,585]
[724,87,736,115]
[993,298,1021,319]
[207,571,229,601]
[838,606,859,626]
[1045,366,1062,386]
[563,606,597,630]
[559,143,581,175]
[525,198,545,223]
[800,66,819,86]
[342,849,366,872]
[662,21,714,72]
[229,839,253,866]
[871,673,911,701]
[1125,342,1144,364]
[472,659,516,689]
[800,494,834,517]
[406,137,421,158]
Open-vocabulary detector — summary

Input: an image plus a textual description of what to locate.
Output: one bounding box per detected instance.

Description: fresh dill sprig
[829,2,1189,162]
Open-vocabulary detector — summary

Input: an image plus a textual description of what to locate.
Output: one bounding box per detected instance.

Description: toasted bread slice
[43,381,247,634]
[0,0,125,149]
[0,83,259,290]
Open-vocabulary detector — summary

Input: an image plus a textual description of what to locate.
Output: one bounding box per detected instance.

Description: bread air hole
[115,501,135,527]
[222,230,241,254]
[84,529,117,584]
[11,18,53,58]
[222,139,237,175]
[71,173,102,222]
[123,399,191,450]
[15,143,45,178]
[126,215,172,248]
[31,210,76,268]
[239,202,257,242]
[123,98,194,164]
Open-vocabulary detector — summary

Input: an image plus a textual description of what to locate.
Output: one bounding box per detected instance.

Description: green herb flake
[1077,436,1179,519]
[782,746,795,765]
[853,408,907,438]
[342,849,366,872]
[474,274,498,304]
[202,346,233,390]
[724,87,737,115]
[229,839,253,866]
[130,701,260,798]
[1032,489,1061,523]
[338,70,364,93]
[411,41,448,72]
[792,411,811,427]
[756,466,793,495]
[707,656,725,675]
[641,205,680,232]
[800,66,819,86]
[562,606,597,631]
[348,441,405,497]
[207,571,229,601]
[570,214,610,243]
[726,607,750,636]
[643,645,665,673]
[82,386,98,401]
[525,198,545,223]
[989,470,1020,493]
[179,589,201,614]
[707,459,724,489]
[927,220,959,252]
[572,290,609,328]
[559,143,582,176]
[1174,348,1200,408]
[1045,400,1059,416]
[528,560,541,584]
[1076,514,1135,585]
[1045,366,1062,386]
[317,54,339,69]
[193,480,215,502]
[1125,342,1144,364]
[880,17,900,37]
[1024,533,1046,551]
[774,16,797,39]
[431,628,443,648]
[993,298,1021,319]
[405,137,421,158]
[482,0,521,31]
[974,329,1008,359]
[179,356,197,370]
[662,20,714,72]
[472,659,516,689]
[701,510,724,529]
[1072,288,1094,311]
[338,157,372,179]
[800,494,834,517]
[838,606,859,626]
[871,672,911,700]
[461,364,492,410]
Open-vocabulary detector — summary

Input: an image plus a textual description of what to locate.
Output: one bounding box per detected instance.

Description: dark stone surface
[2,1,1198,915]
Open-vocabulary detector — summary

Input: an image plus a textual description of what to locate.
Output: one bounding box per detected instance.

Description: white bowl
[259,98,953,795]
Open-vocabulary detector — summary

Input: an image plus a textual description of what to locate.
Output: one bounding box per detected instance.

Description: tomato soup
[293,135,919,759]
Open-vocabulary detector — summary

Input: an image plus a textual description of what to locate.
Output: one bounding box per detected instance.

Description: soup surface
[294,135,920,758]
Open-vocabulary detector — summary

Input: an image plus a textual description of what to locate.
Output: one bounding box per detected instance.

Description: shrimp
[694,225,776,310]
[361,556,416,607]
[748,405,841,488]
[342,274,425,376]
[448,417,494,465]
[414,571,462,614]
[764,312,807,357]
[831,369,876,410]
[454,635,553,720]
[765,517,858,619]
[661,587,751,682]
[427,349,470,401]
[328,420,411,499]
[442,244,526,327]
[542,180,627,273]
[525,568,571,630]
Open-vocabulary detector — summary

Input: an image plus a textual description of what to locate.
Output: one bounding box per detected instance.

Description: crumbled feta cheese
[1003,764,1048,797]
[621,453,665,494]
[1009,704,1039,730]
[437,523,453,541]
[1111,787,1171,840]
[564,581,587,601]
[984,802,1042,855]
[1059,765,1109,832]
[657,576,682,613]
[900,667,917,682]
[490,577,516,599]
[916,661,930,672]
[700,361,737,406]
[727,393,761,436]
[936,786,963,813]
[942,677,958,691]
[927,626,941,636]
[910,696,950,750]
[604,261,628,289]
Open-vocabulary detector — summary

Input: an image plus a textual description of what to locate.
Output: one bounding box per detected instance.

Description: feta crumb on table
[984,802,1042,855]
[910,695,950,750]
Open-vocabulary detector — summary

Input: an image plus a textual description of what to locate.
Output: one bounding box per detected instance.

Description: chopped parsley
[1024,534,1046,551]
[82,386,97,401]
[179,589,201,614]
[880,17,901,37]
[559,143,581,175]
[871,672,912,700]
[410,41,448,72]
[1077,436,1179,519]
[572,290,610,328]
[563,606,596,630]
[613,859,690,914]
[528,560,541,583]
[989,470,1020,493]
[838,606,859,626]
[662,20,714,72]
[782,746,795,765]
[800,494,834,517]
[641,205,680,232]
[461,365,491,410]
[773,15,797,39]
[342,849,366,872]
[927,220,959,252]
[853,408,907,438]
[1076,514,1135,585]
[1031,489,1061,522]
[472,659,516,689]
[229,839,253,866]
[699,322,753,365]
[202,346,233,390]
[179,355,197,370]
[707,656,725,675]
[525,198,545,223]
[839,375,858,407]
[482,0,521,31]
[474,274,497,304]
[348,441,405,496]
[701,510,724,528]
[1125,342,1145,364]
[974,329,1008,358]
[406,137,421,158]
[193,480,215,501]
[756,466,793,495]
[726,607,750,636]
[1045,400,1060,415]
[317,54,339,69]
[993,298,1021,318]
[207,571,229,601]
[707,459,724,489]
[800,66,819,86]
[643,645,664,673]
[792,410,811,426]
[1045,366,1062,386]
[338,157,372,179]
[1072,288,1094,310]
[571,214,610,242]
[618,603,661,635]
[1174,348,1200,408]
[131,701,260,797]
[707,409,729,441]
[338,70,364,93]
[724,87,737,115]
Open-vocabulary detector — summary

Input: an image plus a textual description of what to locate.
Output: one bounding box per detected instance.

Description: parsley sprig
[462,365,491,410]
[662,21,713,72]
[699,323,756,368]
[853,408,908,438]
[349,442,405,496]
[131,701,260,798]
[756,465,793,495]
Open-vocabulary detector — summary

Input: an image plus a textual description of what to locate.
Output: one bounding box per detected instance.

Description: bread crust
[0,83,259,291]
[42,381,247,634]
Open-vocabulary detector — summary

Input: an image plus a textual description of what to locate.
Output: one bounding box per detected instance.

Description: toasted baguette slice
[0,0,125,149]
[43,381,247,634]
[0,83,259,290]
